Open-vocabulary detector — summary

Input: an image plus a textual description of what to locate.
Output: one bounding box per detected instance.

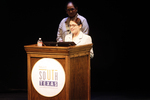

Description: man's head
[66,2,78,18]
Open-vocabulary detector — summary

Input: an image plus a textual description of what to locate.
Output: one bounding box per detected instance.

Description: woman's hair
[65,1,78,10]
[71,18,82,25]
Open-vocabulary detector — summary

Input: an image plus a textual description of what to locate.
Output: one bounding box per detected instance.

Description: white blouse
[65,31,94,58]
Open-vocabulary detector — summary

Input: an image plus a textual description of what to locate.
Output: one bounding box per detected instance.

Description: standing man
[57,1,89,42]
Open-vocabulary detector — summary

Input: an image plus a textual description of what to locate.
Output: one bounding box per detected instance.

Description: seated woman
[65,18,94,58]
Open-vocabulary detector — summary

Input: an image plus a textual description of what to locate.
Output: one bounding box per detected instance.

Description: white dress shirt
[57,14,89,42]
[65,31,94,58]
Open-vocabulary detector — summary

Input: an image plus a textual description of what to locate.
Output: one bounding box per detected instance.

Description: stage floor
[0,92,150,100]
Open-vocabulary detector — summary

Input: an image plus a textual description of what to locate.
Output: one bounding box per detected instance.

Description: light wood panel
[24,44,92,100]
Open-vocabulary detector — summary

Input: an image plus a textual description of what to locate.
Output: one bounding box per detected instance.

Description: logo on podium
[31,58,65,97]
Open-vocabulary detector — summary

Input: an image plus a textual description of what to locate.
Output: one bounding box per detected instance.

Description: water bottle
[37,38,43,47]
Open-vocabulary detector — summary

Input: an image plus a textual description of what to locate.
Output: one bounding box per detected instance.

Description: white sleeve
[56,19,64,42]
[81,18,89,35]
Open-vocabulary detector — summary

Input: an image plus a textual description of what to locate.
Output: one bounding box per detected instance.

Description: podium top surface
[24,44,92,49]
[24,44,93,57]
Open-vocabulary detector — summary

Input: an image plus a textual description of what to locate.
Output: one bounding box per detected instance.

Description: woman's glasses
[66,8,75,12]
[69,24,78,28]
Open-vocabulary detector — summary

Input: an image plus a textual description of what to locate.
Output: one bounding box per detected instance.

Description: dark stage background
[1,0,149,95]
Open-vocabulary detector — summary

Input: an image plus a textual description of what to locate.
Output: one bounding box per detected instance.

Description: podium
[24,44,92,100]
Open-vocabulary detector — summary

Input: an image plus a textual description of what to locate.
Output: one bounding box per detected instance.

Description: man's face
[66,3,77,18]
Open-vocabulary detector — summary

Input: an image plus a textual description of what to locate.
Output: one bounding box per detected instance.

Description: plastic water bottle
[37,38,43,46]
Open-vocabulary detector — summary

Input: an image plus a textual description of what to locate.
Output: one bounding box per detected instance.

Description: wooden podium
[24,44,92,100]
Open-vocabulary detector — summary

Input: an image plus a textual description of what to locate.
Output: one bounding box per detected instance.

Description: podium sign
[24,44,92,100]
[31,58,66,97]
